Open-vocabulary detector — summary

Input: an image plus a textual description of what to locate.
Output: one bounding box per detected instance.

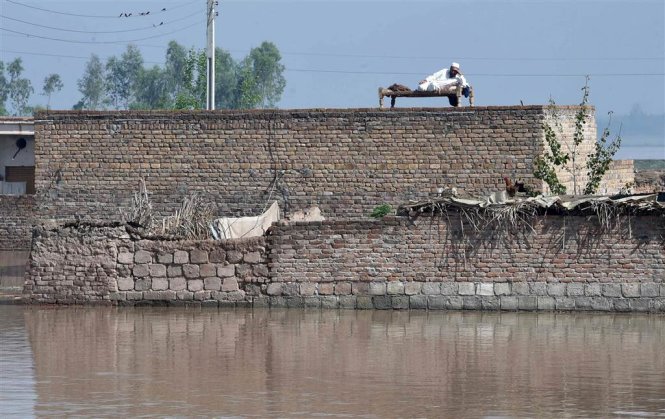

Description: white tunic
[417,68,468,92]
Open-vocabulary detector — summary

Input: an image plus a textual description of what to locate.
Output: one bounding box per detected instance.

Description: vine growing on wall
[533,77,621,195]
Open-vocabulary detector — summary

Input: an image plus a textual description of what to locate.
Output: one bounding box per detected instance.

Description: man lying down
[417,62,471,106]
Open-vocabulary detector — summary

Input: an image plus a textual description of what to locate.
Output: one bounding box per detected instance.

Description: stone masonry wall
[23,215,665,312]
[24,224,267,305]
[35,107,550,221]
[0,195,35,250]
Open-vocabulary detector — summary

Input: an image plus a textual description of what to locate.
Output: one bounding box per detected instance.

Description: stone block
[266,283,282,296]
[253,265,269,278]
[235,264,252,279]
[270,297,287,308]
[404,282,422,295]
[622,284,640,298]
[462,296,481,310]
[391,295,409,310]
[193,291,211,301]
[188,279,204,292]
[458,282,475,296]
[244,252,262,264]
[537,297,556,310]
[134,279,151,291]
[590,297,611,311]
[409,295,427,309]
[369,282,386,295]
[335,282,352,295]
[567,283,584,296]
[477,283,494,296]
[443,296,463,310]
[226,290,246,302]
[133,264,149,278]
[199,264,217,278]
[585,283,601,297]
[518,296,538,311]
[252,296,270,308]
[183,264,200,279]
[144,290,176,301]
[190,249,208,264]
[152,278,168,291]
[209,250,226,263]
[320,296,338,309]
[222,277,239,292]
[157,253,173,264]
[204,277,222,291]
[631,299,652,312]
[319,283,334,295]
[282,283,299,296]
[512,282,529,295]
[427,296,446,310]
[304,297,321,308]
[173,250,189,264]
[356,296,374,309]
[118,252,134,265]
[574,297,593,310]
[602,284,622,297]
[352,282,369,295]
[641,283,659,297]
[547,283,566,297]
[661,285,665,298]
[555,297,575,310]
[218,264,235,277]
[117,277,134,291]
[148,264,166,278]
[613,298,630,312]
[529,282,547,296]
[440,283,458,296]
[653,298,665,313]
[134,251,152,264]
[245,284,261,296]
[422,283,441,295]
[372,296,392,310]
[494,283,511,296]
[500,296,518,310]
[300,283,317,296]
[387,282,404,295]
[109,292,126,301]
[176,290,194,301]
[167,266,182,278]
[339,296,357,309]
[169,277,186,291]
[481,296,500,310]
[126,291,144,300]
[226,250,243,264]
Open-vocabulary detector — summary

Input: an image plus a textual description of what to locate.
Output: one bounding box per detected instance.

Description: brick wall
[603,160,635,194]
[35,107,551,221]
[0,195,35,250]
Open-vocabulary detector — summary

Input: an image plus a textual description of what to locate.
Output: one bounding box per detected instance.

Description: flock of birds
[119,8,167,18]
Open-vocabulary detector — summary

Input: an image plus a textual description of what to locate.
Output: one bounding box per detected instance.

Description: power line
[0,21,204,45]
[0,11,203,34]
[4,0,199,19]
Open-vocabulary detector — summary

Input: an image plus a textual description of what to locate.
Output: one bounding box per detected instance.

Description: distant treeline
[0,40,286,115]
[597,106,665,147]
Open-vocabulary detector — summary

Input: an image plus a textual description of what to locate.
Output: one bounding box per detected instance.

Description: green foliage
[370,204,393,219]
[105,45,144,109]
[584,112,622,195]
[0,61,8,115]
[132,66,170,110]
[42,74,64,109]
[77,54,106,109]
[7,58,34,116]
[245,42,286,108]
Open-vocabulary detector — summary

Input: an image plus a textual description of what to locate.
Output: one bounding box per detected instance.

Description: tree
[42,74,64,109]
[7,58,34,116]
[215,48,239,109]
[245,42,286,108]
[235,58,261,109]
[77,54,106,109]
[106,44,144,109]
[132,66,171,109]
[0,61,8,115]
[174,48,206,110]
[164,41,188,101]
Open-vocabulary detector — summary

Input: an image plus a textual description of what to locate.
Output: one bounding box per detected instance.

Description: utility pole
[206,0,216,110]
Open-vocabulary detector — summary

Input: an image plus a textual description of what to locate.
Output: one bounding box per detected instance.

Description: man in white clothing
[416,62,471,106]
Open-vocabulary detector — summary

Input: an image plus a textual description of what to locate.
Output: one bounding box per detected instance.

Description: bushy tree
[42,74,64,109]
[0,61,8,115]
[7,58,34,116]
[106,45,144,109]
[77,54,106,109]
[244,42,286,108]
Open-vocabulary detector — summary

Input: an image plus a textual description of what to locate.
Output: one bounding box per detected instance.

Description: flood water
[1,306,664,418]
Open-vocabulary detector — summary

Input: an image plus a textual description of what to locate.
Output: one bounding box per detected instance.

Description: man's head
[450,62,461,76]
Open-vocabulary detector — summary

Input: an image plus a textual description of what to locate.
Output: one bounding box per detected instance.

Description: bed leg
[390,96,396,108]
[378,87,384,109]
[469,87,475,107]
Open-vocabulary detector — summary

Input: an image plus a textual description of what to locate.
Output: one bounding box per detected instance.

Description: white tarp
[210,201,280,240]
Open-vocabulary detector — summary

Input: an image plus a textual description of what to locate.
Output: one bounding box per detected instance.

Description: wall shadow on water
[14,307,665,417]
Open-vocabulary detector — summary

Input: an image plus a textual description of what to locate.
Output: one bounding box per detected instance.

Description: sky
[0,0,663,157]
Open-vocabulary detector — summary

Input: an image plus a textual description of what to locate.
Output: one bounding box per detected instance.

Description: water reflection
[1,306,664,417]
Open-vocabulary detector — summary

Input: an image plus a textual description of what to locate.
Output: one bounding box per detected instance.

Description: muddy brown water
[1,306,664,418]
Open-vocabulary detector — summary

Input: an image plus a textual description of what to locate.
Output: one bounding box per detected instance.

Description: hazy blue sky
[1,0,663,120]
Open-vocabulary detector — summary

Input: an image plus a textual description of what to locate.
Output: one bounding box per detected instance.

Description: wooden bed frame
[378,84,474,109]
